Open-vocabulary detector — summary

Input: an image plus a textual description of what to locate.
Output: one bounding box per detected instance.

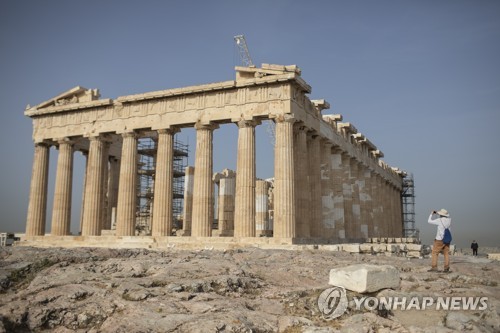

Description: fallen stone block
[329,264,400,293]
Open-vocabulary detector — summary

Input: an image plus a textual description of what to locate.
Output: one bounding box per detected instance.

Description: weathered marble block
[329,264,400,293]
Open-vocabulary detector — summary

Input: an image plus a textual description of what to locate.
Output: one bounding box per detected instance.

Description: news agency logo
[318,285,489,320]
[317,286,348,320]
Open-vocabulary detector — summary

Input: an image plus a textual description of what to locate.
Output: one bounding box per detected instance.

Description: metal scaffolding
[136,137,156,234]
[173,139,189,228]
[135,135,189,235]
[401,173,418,238]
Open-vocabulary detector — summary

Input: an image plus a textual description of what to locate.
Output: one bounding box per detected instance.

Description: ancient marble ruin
[22,64,405,247]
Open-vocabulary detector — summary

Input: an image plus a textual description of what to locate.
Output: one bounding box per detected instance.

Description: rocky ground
[0,246,499,333]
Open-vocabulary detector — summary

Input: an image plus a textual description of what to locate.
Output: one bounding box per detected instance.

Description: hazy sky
[1,0,499,249]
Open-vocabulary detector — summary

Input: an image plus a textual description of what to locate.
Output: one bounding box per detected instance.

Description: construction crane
[234,35,254,67]
[233,35,275,146]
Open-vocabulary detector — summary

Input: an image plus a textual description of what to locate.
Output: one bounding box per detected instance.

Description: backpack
[441,221,452,244]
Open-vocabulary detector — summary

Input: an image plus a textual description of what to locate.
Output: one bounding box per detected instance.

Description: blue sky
[1,0,499,248]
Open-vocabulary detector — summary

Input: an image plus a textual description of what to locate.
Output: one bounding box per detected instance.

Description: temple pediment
[27,86,100,111]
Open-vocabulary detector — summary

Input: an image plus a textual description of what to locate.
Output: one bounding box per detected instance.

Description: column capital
[350,158,360,168]
[88,135,103,142]
[195,121,219,131]
[85,132,108,139]
[321,139,334,148]
[55,137,75,146]
[120,131,137,139]
[341,151,354,161]
[293,121,309,132]
[235,119,261,128]
[88,135,113,147]
[306,130,320,139]
[273,114,296,124]
[34,140,51,148]
[331,146,343,154]
[158,127,180,135]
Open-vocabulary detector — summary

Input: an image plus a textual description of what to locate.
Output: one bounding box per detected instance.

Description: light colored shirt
[428,213,451,240]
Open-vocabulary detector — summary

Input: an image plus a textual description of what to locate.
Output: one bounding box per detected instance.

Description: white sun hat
[437,209,449,217]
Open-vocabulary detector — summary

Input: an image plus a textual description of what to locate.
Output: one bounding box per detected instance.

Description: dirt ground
[0,246,499,332]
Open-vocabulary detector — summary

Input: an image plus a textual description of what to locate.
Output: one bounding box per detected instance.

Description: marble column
[191,123,218,237]
[273,116,295,239]
[79,151,88,234]
[386,181,397,237]
[370,174,378,237]
[321,141,335,240]
[116,132,138,236]
[152,128,178,236]
[331,148,345,240]
[81,136,107,236]
[105,156,120,230]
[341,153,353,240]
[99,141,110,231]
[26,142,50,236]
[182,166,195,236]
[293,124,310,238]
[385,180,393,237]
[214,169,236,236]
[350,160,362,240]
[392,185,403,237]
[306,133,322,237]
[372,175,383,237]
[234,119,259,238]
[51,138,74,236]
[380,178,390,237]
[396,186,403,237]
[387,183,394,237]
[256,180,271,236]
[356,164,368,240]
[361,168,374,238]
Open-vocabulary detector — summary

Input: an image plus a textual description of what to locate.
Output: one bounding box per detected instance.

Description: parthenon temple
[22,64,406,248]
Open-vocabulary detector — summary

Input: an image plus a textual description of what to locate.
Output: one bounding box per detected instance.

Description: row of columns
[182,116,402,240]
[26,116,402,240]
[25,128,180,237]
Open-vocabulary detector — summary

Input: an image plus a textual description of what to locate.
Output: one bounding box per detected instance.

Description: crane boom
[234,35,254,67]
[233,35,275,146]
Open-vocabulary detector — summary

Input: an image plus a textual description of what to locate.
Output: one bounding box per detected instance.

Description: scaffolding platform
[402,173,417,238]
[135,136,189,235]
